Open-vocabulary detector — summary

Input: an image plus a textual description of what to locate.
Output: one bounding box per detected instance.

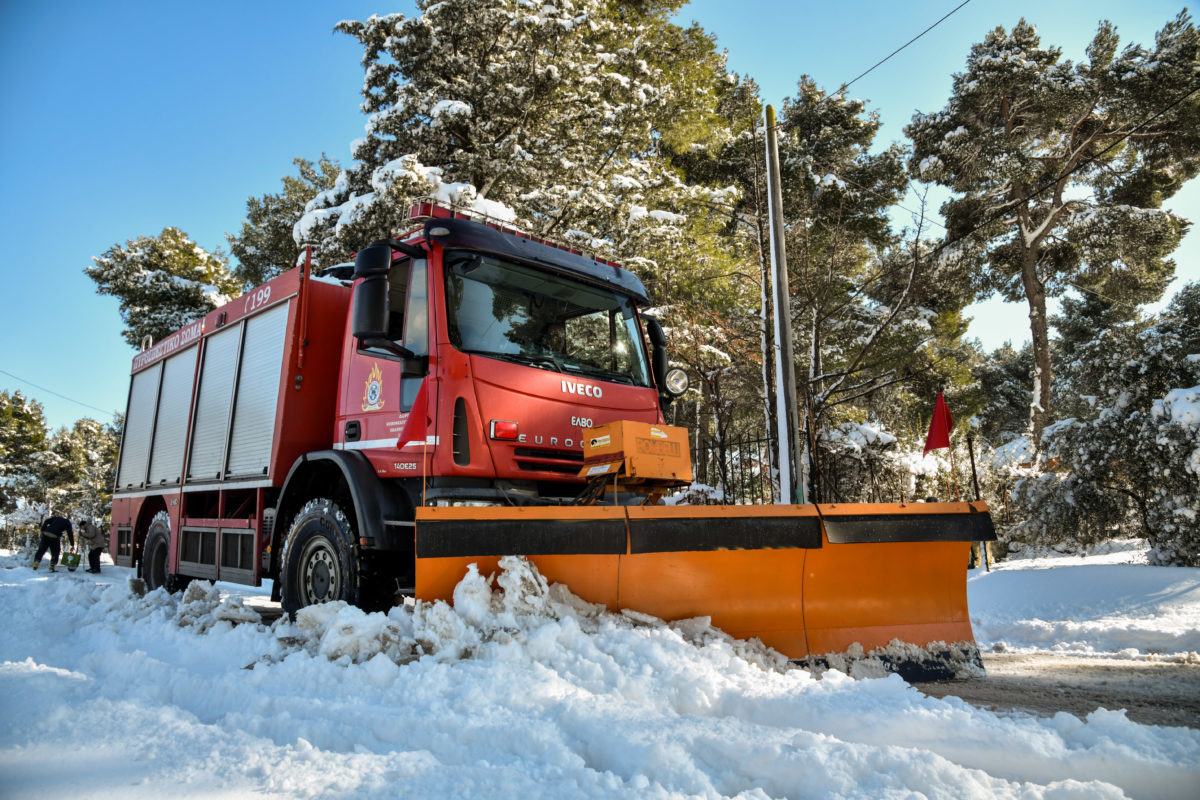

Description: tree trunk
[806,309,822,502]
[1019,251,1052,449]
[697,374,713,485]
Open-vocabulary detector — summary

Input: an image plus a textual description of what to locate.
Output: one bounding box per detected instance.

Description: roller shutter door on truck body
[146,345,198,486]
[115,362,163,490]
[187,323,242,481]
[187,300,292,482]
[226,302,289,477]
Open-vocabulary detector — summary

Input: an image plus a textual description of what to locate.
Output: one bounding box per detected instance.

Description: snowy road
[1,546,1198,799]
[917,652,1200,728]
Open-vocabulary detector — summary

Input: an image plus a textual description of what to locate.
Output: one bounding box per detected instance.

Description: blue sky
[1,0,1195,431]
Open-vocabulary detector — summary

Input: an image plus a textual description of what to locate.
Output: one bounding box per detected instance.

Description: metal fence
[690,436,775,505]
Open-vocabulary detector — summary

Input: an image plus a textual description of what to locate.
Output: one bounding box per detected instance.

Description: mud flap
[413,501,996,678]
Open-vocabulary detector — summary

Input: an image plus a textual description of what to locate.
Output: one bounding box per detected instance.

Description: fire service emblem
[362,363,385,411]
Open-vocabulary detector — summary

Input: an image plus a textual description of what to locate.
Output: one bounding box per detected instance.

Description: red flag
[397,379,432,448]
[923,391,954,457]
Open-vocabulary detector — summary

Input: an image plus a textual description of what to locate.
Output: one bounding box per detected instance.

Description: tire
[141,512,171,592]
[280,498,394,617]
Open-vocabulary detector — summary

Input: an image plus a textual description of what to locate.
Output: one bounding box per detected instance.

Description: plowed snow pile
[970,541,1200,658]
[1,549,1198,800]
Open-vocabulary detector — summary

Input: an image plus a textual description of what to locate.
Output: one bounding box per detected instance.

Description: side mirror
[644,315,667,348]
[354,241,393,278]
[351,274,389,340]
[351,238,425,360]
[352,241,395,339]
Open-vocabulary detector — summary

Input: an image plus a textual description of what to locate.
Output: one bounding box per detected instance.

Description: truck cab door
[339,256,430,457]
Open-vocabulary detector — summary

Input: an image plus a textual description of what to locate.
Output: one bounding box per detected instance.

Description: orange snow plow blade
[413,500,996,679]
[804,502,992,657]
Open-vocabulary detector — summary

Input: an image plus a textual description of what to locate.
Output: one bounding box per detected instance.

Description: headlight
[663,367,689,396]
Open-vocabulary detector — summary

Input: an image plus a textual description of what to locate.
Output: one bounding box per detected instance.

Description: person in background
[78,519,106,574]
[33,514,75,572]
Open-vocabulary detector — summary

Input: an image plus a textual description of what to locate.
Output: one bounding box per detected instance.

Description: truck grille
[513,447,584,476]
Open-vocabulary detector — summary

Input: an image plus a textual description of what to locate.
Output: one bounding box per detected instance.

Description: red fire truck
[110,202,689,613]
[111,201,996,676]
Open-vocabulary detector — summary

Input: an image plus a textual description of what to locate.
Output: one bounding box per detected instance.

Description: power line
[0,368,116,418]
[832,0,973,98]
[799,75,1200,333]
[771,5,1198,340]
[788,1,977,230]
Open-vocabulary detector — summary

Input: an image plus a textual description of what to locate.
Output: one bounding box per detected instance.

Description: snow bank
[969,549,1200,660]
[2,551,1198,799]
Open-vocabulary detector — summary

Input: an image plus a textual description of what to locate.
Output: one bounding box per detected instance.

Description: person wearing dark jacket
[78,519,106,573]
[34,515,75,572]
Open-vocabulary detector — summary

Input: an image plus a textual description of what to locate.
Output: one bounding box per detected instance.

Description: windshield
[444,251,651,387]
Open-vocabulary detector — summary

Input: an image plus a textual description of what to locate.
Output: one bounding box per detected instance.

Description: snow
[627,205,686,226]
[293,156,518,247]
[970,541,1200,659]
[429,99,472,119]
[2,546,1198,799]
[1156,385,1200,429]
[817,173,847,191]
[918,154,943,176]
[987,435,1034,469]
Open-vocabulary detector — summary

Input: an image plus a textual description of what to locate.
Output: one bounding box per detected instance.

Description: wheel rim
[300,537,340,604]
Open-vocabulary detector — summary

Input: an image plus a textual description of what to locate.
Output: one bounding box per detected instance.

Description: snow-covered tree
[226,155,340,288]
[0,399,120,534]
[1011,283,1200,565]
[0,391,48,515]
[297,0,737,275]
[39,418,120,522]
[907,13,1200,444]
[86,227,240,348]
[659,74,791,498]
[972,342,1034,447]
[298,0,752,481]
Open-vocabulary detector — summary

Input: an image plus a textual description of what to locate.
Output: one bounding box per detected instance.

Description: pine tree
[907,13,1200,444]
[227,155,341,288]
[0,391,48,514]
[300,1,750,484]
[972,342,1034,446]
[38,418,120,521]
[661,75,784,498]
[1012,283,1200,564]
[86,227,241,348]
[297,0,735,273]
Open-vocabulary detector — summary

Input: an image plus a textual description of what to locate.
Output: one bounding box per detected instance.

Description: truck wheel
[141,513,171,592]
[280,498,371,617]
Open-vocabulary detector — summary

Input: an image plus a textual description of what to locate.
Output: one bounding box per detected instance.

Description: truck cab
[336,209,683,507]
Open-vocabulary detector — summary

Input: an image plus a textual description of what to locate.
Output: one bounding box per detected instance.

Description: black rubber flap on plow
[821,510,997,544]
[628,513,822,554]
[416,515,628,558]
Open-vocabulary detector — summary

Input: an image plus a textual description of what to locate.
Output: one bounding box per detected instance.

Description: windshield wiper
[564,363,637,384]
[464,349,563,373]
